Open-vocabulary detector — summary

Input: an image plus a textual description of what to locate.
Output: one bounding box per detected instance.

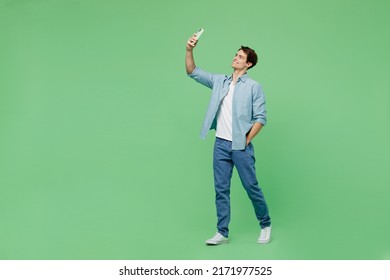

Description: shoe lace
[260,227,270,238]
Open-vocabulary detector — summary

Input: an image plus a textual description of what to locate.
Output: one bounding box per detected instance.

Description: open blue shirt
[188,66,267,150]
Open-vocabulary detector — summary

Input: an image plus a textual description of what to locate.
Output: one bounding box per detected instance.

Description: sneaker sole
[205,240,229,245]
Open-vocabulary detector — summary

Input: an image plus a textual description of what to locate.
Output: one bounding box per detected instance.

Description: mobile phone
[195,28,204,39]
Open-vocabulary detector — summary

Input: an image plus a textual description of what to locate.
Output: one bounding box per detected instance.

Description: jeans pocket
[246,142,254,152]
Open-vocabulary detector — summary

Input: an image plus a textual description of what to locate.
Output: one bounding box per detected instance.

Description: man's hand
[185,34,198,74]
[186,34,198,51]
[246,122,263,146]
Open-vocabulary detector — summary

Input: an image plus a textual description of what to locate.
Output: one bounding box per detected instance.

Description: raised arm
[185,34,198,74]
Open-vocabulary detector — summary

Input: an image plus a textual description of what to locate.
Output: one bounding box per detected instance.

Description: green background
[1,0,389,260]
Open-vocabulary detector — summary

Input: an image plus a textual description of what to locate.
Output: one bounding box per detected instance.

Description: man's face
[232,49,252,71]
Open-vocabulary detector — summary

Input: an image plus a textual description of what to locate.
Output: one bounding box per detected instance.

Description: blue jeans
[213,137,271,237]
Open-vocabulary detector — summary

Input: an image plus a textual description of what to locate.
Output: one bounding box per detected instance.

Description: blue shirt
[188,66,267,150]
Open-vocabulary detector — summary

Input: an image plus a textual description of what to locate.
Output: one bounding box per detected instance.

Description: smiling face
[232,49,253,71]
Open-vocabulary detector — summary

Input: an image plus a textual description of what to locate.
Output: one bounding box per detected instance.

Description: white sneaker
[257,226,271,244]
[205,232,228,245]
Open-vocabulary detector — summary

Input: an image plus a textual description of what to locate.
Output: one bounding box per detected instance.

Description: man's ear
[246,62,253,69]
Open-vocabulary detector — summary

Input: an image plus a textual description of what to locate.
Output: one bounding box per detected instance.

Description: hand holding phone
[187,28,204,50]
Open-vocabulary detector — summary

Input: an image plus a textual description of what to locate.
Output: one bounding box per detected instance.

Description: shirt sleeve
[252,83,267,126]
[187,66,215,89]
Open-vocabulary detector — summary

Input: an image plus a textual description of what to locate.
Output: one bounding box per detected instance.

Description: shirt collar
[226,73,248,83]
[238,73,248,83]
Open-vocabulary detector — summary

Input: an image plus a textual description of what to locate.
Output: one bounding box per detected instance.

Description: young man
[185,34,272,245]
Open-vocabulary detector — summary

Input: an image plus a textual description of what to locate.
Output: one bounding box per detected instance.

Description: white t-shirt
[216,82,235,141]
